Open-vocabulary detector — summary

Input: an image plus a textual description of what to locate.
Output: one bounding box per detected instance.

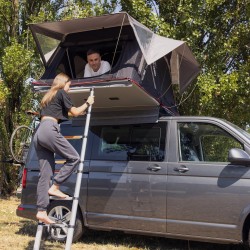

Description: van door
[167,120,249,241]
[126,123,167,233]
[86,122,168,233]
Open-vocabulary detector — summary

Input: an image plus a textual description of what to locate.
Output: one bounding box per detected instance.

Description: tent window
[73,55,86,78]
[35,33,60,62]
[132,23,153,54]
[54,52,72,77]
[67,43,123,79]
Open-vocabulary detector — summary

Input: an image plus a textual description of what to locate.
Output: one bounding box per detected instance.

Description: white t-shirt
[84,60,111,77]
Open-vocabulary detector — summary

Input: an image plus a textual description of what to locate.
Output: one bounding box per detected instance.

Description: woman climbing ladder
[33,72,94,224]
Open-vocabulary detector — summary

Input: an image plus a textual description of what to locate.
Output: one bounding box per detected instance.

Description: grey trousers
[33,120,80,211]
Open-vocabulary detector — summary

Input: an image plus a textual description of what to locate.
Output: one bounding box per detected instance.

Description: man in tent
[84,49,111,77]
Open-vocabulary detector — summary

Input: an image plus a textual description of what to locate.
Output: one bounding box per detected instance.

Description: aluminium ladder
[33,88,94,250]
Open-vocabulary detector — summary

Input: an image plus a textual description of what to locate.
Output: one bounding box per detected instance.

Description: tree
[0,0,77,195]
[0,0,35,195]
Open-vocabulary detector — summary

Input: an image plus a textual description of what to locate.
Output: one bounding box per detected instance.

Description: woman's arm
[69,96,94,117]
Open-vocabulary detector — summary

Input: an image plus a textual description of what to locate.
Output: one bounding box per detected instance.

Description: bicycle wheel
[10,125,33,163]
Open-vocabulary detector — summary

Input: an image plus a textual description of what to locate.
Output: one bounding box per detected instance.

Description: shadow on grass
[24,240,63,250]
[16,220,248,250]
[79,230,248,250]
[16,220,63,250]
[16,220,37,236]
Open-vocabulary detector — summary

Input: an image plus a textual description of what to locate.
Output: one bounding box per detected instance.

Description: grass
[0,196,247,250]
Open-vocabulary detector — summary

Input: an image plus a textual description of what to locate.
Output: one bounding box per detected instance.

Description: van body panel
[16,116,250,245]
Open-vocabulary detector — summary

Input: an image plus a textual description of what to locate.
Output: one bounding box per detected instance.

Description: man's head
[86,49,101,72]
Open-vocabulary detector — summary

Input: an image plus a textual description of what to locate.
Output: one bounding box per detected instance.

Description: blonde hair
[41,73,70,107]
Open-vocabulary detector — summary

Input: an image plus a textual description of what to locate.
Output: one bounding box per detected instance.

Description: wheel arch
[78,196,88,226]
[47,199,85,242]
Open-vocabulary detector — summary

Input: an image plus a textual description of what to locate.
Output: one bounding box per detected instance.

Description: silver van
[17,114,250,246]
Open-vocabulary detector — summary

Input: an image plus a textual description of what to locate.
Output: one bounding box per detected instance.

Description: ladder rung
[37,222,68,228]
[55,160,65,164]
[64,135,82,139]
[50,223,68,229]
[49,196,73,200]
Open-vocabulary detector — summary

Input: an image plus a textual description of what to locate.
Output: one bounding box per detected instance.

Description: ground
[0,197,246,250]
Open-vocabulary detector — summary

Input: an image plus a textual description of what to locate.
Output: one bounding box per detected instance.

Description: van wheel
[46,200,84,242]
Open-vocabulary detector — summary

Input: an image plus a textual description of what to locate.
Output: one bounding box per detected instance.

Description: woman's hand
[87,96,94,105]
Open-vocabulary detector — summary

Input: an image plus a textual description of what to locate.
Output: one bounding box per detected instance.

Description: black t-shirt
[41,89,73,123]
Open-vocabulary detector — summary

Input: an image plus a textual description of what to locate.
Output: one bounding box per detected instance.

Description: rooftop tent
[30,12,200,116]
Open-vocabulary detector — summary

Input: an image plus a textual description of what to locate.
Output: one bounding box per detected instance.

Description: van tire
[242,224,250,249]
[46,200,84,242]
[246,227,250,249]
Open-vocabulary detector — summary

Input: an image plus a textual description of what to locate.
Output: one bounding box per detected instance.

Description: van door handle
[147,164,161,172]
[174,165,189,173]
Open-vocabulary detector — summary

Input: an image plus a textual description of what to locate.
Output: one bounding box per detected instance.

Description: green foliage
[2,41,32,83]
[0,80,9,106]
[56,0,118,19]
[202,132,243,162]
[0,0,249,195]
[120,0,170,35]
[1,40,35,126]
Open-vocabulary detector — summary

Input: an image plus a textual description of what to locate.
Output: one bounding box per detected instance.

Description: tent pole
[66,48,74,78]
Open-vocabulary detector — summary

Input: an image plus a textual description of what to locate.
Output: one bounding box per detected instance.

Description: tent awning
[29,12,131,41]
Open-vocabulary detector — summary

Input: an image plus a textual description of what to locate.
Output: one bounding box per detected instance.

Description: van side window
[91,123,166,161]
[129,125,165,161]
[178,122,243,162]
[91,126,130,161]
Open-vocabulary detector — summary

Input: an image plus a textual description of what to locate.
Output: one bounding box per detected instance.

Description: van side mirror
[228,148,250,166]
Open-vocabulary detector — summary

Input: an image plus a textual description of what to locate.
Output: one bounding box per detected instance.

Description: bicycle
[9,110,40,163]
